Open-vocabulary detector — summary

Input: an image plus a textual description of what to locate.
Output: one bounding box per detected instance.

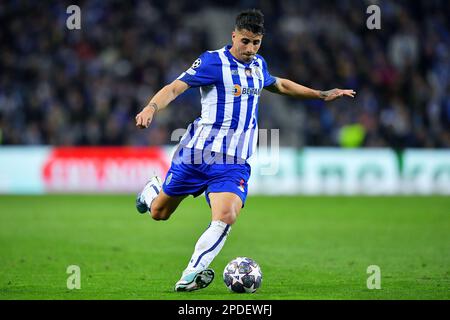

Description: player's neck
[228,46,252,65]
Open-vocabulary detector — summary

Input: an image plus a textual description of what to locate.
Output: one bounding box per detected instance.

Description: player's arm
[265,77,356,101]
[135,79,190,129]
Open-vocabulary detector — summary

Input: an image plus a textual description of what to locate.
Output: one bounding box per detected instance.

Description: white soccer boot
[135,176,163,214]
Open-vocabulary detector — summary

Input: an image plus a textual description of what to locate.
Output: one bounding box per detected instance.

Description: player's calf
[150,201,173,220]
[149,191,187,221]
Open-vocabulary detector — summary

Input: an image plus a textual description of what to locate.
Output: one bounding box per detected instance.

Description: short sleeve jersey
[176,45,276,160]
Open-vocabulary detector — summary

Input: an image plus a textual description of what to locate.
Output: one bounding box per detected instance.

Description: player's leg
[136,176,187,220]
[150,190,187,220]
[182,192,242,270]
[174,192,243,292]
[209,192,243,224]
[174,159,250,292]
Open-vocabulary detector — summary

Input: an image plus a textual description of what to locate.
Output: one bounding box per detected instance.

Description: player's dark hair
[235,9,265,35]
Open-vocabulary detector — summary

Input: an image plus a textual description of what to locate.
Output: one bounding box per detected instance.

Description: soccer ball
[223,257,262,293]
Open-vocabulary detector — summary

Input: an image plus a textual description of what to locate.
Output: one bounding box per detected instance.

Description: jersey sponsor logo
[241,87,262,96]
[233,84,242,97]
[191,58,202,69]
[233,84,261,97]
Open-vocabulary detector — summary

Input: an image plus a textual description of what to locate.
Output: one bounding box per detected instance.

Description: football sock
[183,220,231,275]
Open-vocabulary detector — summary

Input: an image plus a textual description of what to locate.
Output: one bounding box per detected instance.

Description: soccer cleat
[174,269,215,292]
[135,176,162,214]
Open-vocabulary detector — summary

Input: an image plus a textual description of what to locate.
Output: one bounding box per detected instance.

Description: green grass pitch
[0,195,449,300]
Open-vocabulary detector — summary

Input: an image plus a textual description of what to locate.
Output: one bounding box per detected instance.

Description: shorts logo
[191,58,202,69]
[238,179,245,192]
[165,173,173,185]
[233,84,242,97]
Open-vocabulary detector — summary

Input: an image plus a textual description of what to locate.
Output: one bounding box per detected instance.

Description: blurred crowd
[0,0,449,149]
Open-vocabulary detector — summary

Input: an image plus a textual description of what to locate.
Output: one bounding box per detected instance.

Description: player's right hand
[135,107,155,129]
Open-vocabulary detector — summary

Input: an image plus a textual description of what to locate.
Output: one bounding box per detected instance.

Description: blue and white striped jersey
[176,45,276,161]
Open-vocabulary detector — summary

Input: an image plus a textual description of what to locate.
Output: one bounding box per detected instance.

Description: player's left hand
[320,89,356,101]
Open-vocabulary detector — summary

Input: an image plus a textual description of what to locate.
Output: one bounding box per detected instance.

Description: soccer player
[135,9,355,291]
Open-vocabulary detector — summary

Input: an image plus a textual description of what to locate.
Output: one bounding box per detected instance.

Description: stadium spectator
[0,0,449,149]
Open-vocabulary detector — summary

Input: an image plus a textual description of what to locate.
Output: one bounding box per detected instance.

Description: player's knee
[217,208,238,225]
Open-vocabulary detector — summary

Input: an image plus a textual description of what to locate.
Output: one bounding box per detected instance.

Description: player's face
[230,29,262,63]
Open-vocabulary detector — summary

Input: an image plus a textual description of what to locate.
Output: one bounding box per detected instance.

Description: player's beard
[242,53,254,62]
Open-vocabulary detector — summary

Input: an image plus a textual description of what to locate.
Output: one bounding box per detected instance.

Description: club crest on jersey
[191,58,202,69]
[252,66,262,79]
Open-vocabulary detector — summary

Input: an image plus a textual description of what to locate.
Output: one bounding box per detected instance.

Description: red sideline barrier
[42,147,170,192]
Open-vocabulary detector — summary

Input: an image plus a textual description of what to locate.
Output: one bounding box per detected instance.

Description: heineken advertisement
[247,148,399,195]
[401,149,450,195]
[248,148,399,195]
[0,146,448,195]
[247,147,449,195]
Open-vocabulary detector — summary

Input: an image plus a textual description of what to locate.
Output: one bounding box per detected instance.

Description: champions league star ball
[223,257,262,293]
